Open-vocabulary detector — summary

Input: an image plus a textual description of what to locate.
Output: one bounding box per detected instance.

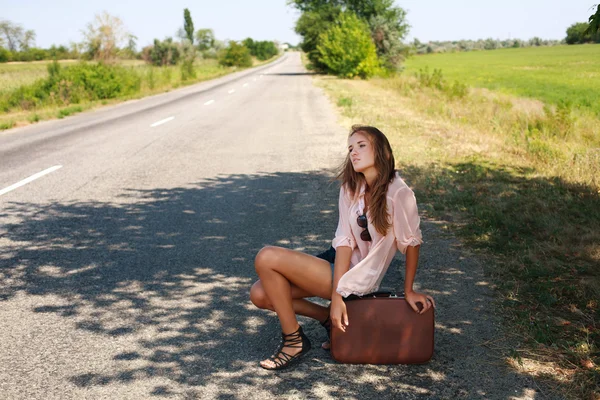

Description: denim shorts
[315,246,336,280]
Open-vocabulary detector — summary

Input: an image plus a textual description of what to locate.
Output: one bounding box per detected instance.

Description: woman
[250,125,436,370]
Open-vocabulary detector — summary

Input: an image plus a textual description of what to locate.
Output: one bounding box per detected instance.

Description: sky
[1,0,597,49]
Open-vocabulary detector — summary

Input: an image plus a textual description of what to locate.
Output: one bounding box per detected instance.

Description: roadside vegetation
[295,2,599,398]
[312,46,599,400]
[0,10,283,130]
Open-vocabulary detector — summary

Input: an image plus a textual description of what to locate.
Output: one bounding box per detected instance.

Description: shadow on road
[0,170,545,398]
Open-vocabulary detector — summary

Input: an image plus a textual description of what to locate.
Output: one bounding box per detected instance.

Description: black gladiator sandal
[320,315,332,350]
[261,325,311,370]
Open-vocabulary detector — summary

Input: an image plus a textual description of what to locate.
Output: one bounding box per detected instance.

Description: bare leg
[250,280,329,323]
[254,246,333,368]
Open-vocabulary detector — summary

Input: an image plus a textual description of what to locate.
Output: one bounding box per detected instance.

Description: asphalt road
[0,53,558,399]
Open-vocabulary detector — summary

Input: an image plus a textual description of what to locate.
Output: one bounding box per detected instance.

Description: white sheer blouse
[332,172,423,297]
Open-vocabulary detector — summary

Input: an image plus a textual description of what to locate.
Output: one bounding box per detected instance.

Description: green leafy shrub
[316,13,380,79]
[242,38,279,60]
[0,47,11,63]
[146,38,180,66]
[1,62,141,112]
[179,41,197,81]
[415,67,468,99]
[417,67,444,89]
[566,22,600,44]
[218,41,252,67]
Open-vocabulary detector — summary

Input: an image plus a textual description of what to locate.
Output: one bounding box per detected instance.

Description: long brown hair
[336,125,396,236]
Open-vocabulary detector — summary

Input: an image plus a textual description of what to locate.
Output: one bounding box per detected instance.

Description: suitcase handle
[344,290,406,302]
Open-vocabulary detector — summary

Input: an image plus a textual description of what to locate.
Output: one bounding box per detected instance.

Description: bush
[417,67,444,90]
[0,47,11,63]
[1,62,141,112]
[218,41,252,67]
[415,67,468,99]
[243,38,278,60]
[316,12,380,79]
[147,38,180,66]
[566,22,600,44]
[202,48,218,59]
[179,41,197,81]
[10,48,49,62]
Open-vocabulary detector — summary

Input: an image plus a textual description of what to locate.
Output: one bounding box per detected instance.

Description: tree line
[411,5,600,54]
[0,10,281,67]
[412,38,564,55]
[0,9,283,123]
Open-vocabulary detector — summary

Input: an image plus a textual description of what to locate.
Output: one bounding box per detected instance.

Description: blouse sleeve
[332,185,357,250]
[393,187,423,254]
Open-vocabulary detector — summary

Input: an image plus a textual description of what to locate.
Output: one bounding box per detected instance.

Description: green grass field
[403,44,600,116]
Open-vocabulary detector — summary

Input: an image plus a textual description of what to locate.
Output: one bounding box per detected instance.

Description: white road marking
[204,100,215,105]
[0,165,63,197]
[243,83,248,87]
[228,89,235,94]
[150,116,175,127]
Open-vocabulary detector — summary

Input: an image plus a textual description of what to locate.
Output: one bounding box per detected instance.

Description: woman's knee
[249,280,272,310]
[254,246,282,273]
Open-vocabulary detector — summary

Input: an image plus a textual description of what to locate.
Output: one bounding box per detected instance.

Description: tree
[369,13,409,70]
[218,41,252,67]
[147,37,180,66]
[289,0,407,28]
[566,22,590,44]
[294,5,341,70]
[195,29,215,51]
[317,12,379,78]
[0,20,29,52]
[529,37,543,46]
[0,47,10,62]
[179,40,196,80]
[82,11,130,61]
[242,38,255,52]
[585,4,600,35]
[484,38,498,50]
[566,21,599,44]
[127,34,138,55]
[290,0,409,72]
[0,20,22,51]
[20,29,36,51]
[184,8,194,44]
[243,38,278,60]
[69,41,84,59]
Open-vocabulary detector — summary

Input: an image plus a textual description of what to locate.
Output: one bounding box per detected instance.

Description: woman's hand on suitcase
[406,290,436,314]
[330,295,349,332]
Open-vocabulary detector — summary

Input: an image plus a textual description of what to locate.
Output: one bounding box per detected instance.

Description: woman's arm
[404,244,420,294]
[404,244,436,314]
[330,246,352,331]
[332,246,352,297]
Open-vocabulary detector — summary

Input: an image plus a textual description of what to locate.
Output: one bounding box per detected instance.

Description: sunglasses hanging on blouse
[356,214,372,242]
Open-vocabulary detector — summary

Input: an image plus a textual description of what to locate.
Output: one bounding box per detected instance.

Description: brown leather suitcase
[330,291,435,364]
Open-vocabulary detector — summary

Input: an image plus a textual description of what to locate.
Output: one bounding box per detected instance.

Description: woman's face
[348,131,376,174]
